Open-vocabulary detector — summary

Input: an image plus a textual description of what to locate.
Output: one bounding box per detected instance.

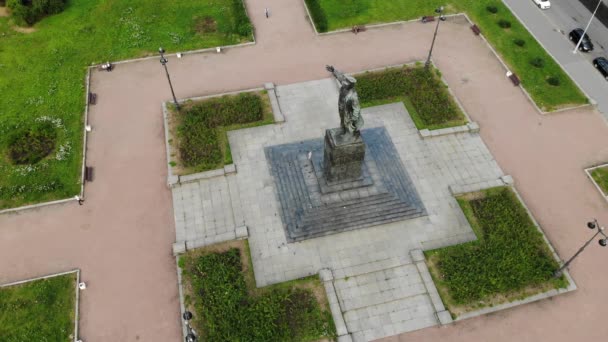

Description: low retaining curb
[172,225,249,256]
[584,163,608,202]
[319,268,352,342]
[410,250,453,325]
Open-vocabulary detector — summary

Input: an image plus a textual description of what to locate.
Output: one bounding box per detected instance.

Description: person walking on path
[265,7,270,18]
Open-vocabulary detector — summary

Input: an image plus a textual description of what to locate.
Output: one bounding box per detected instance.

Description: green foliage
[0,273,75,341]
[486,5,498,14]
[232,0,252,37]
[8,121,57,164]
[182,249,334,341]
[178,93,264,168]
[0,1,254,209]
[590,166,608,196]
[498,19,511,28]
[547,76,560,86]
[356,66,465,128]
[305,0,328,32]
[514,38,526,47]
[311,0,587,110]
[430,187,561,304]
[7,0,68,26]
[530,57,545,68]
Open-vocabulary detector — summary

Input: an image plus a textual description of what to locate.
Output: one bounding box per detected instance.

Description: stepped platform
[265,127,426,242]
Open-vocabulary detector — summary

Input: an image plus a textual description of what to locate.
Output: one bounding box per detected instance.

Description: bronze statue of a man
[326,65,364,136]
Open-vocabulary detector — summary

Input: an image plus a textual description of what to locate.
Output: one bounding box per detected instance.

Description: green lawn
[0,273,77,341]
[168,90,274,175]
[590,166,608,196]
[0,0,253,209]
[356,65,467,130]
[425,187,567,316]
[307,0,587,111]
[179,240,336,341]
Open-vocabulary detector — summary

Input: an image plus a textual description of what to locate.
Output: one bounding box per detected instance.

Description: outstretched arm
[326,65,347,83]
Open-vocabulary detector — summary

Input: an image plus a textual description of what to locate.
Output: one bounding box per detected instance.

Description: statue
[326,65,364,136]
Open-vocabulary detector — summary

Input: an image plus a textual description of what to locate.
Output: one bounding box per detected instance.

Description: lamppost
[183,311,197,342]
[425,6,446,70]
[554,219,607,278]
[159,47,180,111]
[573,0,603,54]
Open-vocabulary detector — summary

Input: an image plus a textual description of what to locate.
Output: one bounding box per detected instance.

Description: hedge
[232,0,252,36]
[305,0,328,32]
[7,0,68,26]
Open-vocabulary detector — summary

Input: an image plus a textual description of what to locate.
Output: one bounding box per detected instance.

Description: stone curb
[265,83,285,123]
[178,225,250,251]
[175,256,189,342]
[584,164,608,202]
[1,269,81,342]
[419,122,479,139]
[448,177,506,195]
[319,268,351,340]
[410,250,452,325]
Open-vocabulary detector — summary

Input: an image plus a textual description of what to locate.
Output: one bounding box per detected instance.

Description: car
[533,0,551,9]
[569,28,594,52]
[593,57,608,80]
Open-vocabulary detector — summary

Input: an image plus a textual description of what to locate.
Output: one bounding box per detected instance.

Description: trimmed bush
[486,5,498,13]
[178,92,264,168]
[547,76,560,86]
[514,38,526,47]
[305,0,328,33]
[498,19,511,28]
[356,66,463,127]
[428,187,562,304]
[7,0,68,26]
[8,121,57,165]
[181,248,334,341]
[530,57,545,68]
[232,0,252,37]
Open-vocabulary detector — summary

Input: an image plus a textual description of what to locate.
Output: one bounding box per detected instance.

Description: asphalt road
[503,0,608,116]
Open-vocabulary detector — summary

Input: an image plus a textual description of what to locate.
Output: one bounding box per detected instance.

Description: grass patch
[590,166,608,197]
[179,240,336,342]
[0,272,76,341]
[306,0,587,111]
[0,0,253,209]
[356,65,467,130]
[425,187,567,317]
[168,91,273,175]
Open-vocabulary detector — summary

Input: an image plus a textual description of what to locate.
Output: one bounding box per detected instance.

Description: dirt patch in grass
[12,25,36,33]
[194,16,217,34]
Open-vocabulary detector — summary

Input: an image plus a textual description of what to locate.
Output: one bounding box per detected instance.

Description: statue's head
[344,75,357,89]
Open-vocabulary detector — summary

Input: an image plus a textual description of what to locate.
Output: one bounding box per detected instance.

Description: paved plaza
[1,1,608,341]
[171,78,504,340]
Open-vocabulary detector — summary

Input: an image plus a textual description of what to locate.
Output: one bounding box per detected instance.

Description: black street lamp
[183,311,197,342]
[554,219,607,278]
[425,6,446,70]
[159,47,180,111]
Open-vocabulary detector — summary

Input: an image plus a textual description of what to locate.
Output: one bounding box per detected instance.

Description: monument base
[323,128,365,183]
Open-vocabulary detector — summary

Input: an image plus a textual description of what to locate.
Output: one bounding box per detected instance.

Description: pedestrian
[75,195,84,205]
[265,7,270,18]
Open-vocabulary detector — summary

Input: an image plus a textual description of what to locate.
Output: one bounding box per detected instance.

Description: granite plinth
[323,128,365,183]
[264,127,426,242]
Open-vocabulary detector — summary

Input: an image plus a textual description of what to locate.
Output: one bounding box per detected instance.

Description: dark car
[569,28,594,52]
[594,57,608,80]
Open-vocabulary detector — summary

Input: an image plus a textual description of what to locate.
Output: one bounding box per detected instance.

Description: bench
[421,16,435,23]
[506,71,520,86]
[352,25,366,34]
[471,24,481,35]
[85,166,94,182]
[88,92,97,105]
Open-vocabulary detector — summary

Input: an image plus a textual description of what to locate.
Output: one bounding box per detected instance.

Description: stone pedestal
[323,128,365,183]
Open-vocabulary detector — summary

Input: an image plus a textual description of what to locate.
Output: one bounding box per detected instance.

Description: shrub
[547,76,560,86]
[305,0,328,33]
[7,0,68,26]
[182,249,333,341]
[530,57,545,68]
[430,187,561,304]
[8,121,57,164]
[486,5,498,14]
[498,19,511,29]
[514,38,526,47]
[232,0,252,37]
[178,92,265,168]
[356,66,462,127]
